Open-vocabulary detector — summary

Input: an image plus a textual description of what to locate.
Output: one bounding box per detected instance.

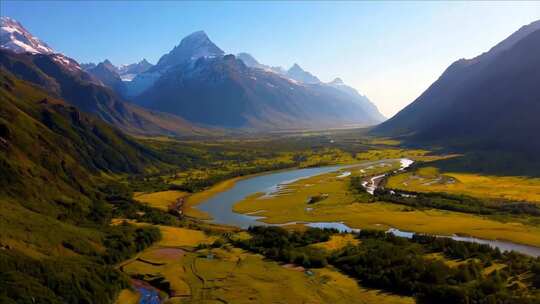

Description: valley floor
[230,164,540,247]
[120,133,540,303]
[116,225,414,304]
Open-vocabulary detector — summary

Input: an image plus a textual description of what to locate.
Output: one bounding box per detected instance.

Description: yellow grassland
[133,190,188,210]
[387,167,540,204]
[114,289,140,304]
[126,248,414,303]
[122,225,414,304]
[156,226,217,247]
[233,168,540,247]
[355,148,454,162]
[312,234,360,251]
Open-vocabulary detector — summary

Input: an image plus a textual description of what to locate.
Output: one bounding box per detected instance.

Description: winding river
[196,159,540,257]
[197,160,392,228]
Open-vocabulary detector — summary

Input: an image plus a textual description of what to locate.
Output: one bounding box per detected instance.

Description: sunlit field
[233,163,540,247]
[2,2,540,304]
[118,226,415,304]
[387,167,540,204]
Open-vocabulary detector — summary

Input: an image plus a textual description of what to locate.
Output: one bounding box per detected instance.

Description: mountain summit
[118,58,153,78]
[0,18,204,137]
[125,31,224,96]
[237,52,264,69]
[372,20,540,156]
[134,52,385,129]
[153,30,224,72]
[286,63,321,84]
[0,16,54,54]
[125,31,385,129]
[1,17,82,73]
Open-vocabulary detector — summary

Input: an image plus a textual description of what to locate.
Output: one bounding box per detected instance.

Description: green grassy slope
[0,68,166,219]
[0,70,165,303]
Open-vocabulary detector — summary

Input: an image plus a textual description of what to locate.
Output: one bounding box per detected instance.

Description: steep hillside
[125,30,224,97]
[84,58,153,87]
[0,69,170,303]
[86,59,127,95]
[286,63,321,84]
[0,69,164,219]
[0,49,207,136]
[0,16,54,54]
[372,21,540,157]
[1,17,206,137]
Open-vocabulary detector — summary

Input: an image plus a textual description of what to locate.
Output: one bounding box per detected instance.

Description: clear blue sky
[2,1,539,117]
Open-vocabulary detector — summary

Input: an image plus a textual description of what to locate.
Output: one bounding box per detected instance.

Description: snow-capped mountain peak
[1,17,82,73]
[119,58,153,74]
[286,63,321,84]
[153,30,224,71]
[1,16,54,54]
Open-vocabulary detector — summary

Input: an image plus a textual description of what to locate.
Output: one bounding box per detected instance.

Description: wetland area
[195,159,540,257]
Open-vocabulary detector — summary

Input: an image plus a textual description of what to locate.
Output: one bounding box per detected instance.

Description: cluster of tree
[108,195,179,225]
[63,222,161,264]
[0,250,127,304]
[349,176,365,192]
[349,176,376,202]
[100,223,161,264]
[374,188,540,217]
[411,234,502,260]
[234,226,336,268]
[331,231,519,304]
[100,181,180,225]
[0,178,167,304]
[0,222,160,304]
[126,173,172,193]
[126,137,310,194]
[238,226,540,304]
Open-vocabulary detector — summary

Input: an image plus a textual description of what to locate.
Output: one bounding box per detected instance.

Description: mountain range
[3,14,539,155]
[127,31,385,128]
[0,17,207,137]
[372,20,540,157]
[83,58,152,81]
[1,17,385,131]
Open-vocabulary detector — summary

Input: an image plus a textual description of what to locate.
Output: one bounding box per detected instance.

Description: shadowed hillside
[0,50,208,137]
[0,69,168,303]
[373,22,540,159]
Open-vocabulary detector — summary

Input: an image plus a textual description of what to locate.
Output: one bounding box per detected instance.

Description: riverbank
[182,176,244,219]
[190,159,540,250]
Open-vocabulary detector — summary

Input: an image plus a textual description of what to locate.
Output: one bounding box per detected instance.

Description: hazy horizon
[2,1,539,117]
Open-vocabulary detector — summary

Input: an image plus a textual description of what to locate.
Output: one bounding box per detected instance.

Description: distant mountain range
[83,58,153,81]
[236,52,286,74]
[237,53,323,84]
[0,17,207,137]
[1,17,385,131]
[372,20,540,156]
[0,16,54,54]
[127,31,385,129]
